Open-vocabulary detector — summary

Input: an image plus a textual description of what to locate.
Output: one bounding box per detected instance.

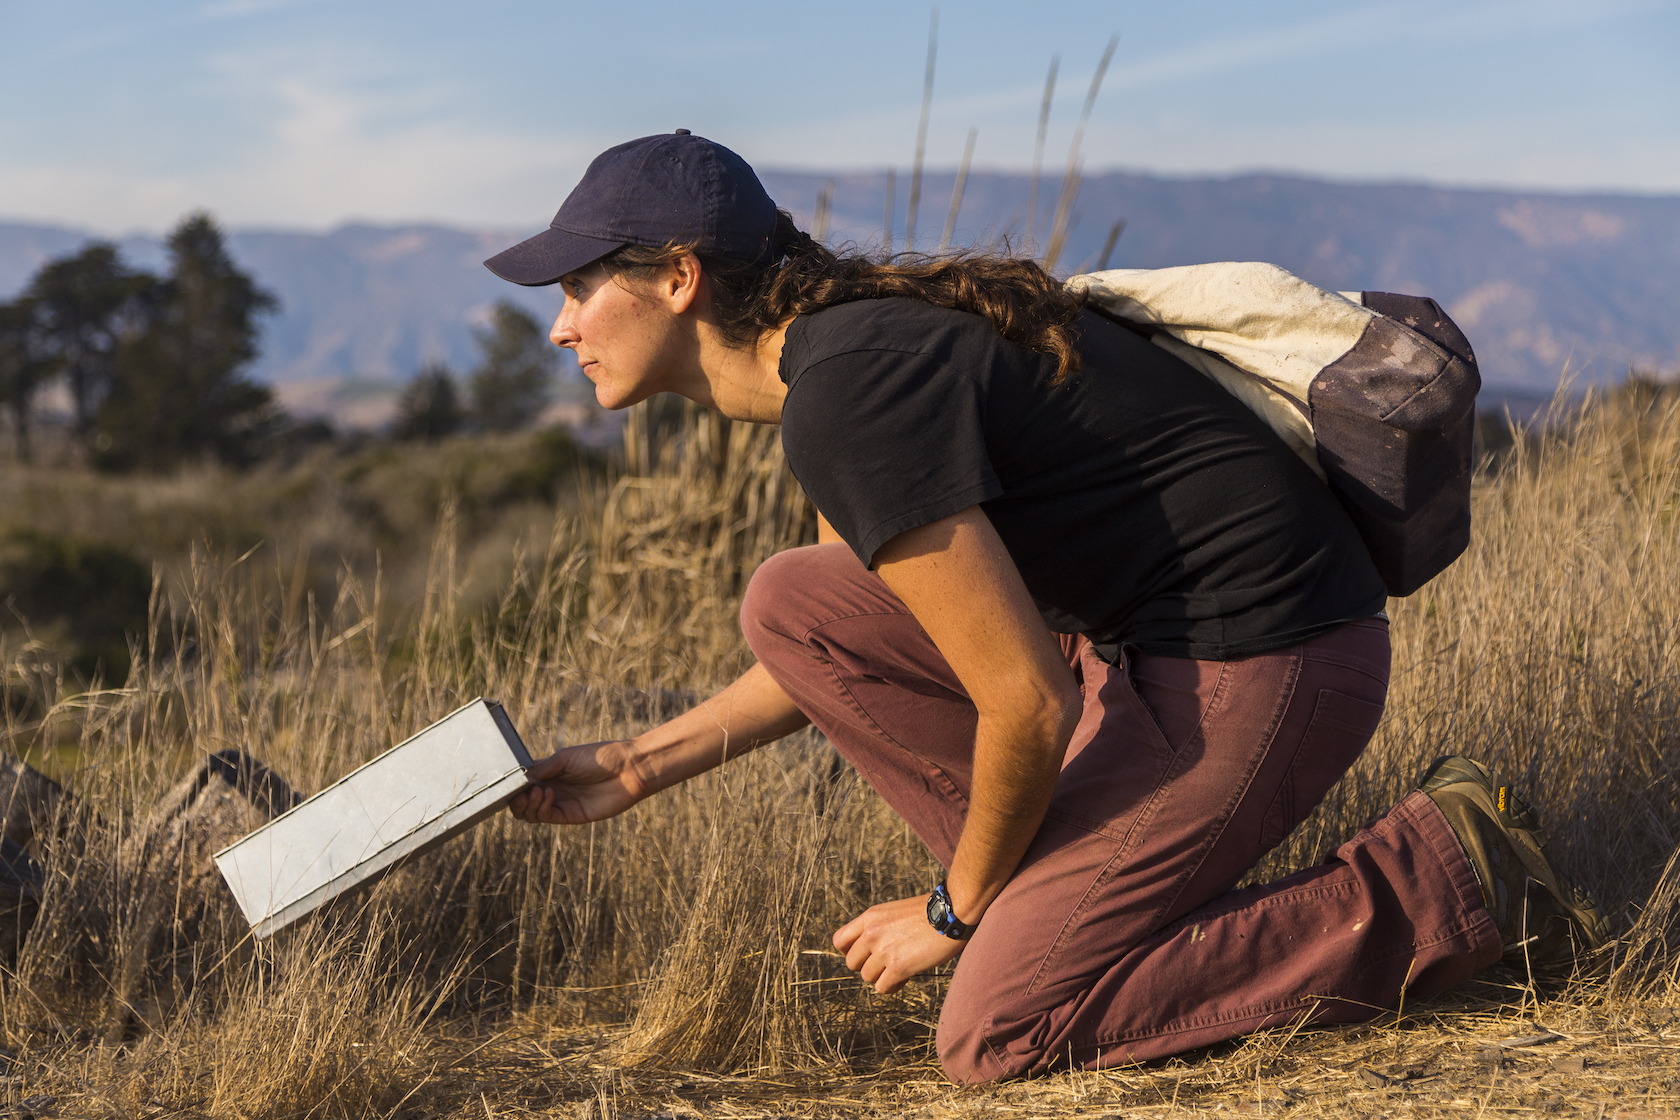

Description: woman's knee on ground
[936,980,1079,1084]
[937,1010,1082,1085]
[936,1006,1004,1085]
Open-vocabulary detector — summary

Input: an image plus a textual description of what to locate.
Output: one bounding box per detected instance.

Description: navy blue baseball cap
[484,130,781,287]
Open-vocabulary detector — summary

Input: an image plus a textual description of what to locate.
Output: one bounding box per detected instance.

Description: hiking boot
[1418,755,1610,965]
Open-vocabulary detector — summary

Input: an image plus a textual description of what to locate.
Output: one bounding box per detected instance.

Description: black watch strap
[926,880,975,940]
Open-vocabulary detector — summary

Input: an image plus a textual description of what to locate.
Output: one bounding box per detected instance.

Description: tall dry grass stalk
[938,127,978,256]
[1027,55,1059,255]
[2,384,1678,1117]
[1041,34,1118,273]
[903,9,938,254]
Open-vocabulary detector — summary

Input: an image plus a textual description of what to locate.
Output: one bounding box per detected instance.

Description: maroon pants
[740,544,1501,1083]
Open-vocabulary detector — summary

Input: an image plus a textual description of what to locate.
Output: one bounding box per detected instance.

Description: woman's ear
[664,253,704,314]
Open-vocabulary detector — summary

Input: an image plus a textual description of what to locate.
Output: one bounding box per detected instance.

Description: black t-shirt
[776,298,1388,660]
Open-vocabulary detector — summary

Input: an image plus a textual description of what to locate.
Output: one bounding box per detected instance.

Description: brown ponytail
[603,210,1088,383]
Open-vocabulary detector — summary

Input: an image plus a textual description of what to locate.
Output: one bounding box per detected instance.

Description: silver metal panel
[213,698,533,939]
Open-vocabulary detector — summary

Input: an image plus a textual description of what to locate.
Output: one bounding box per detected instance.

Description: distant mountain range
[3,169,1676,416]
[767,169,1680,400]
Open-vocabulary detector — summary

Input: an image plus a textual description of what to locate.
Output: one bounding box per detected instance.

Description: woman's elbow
[1047,685,1084,746]
[987,682,1082,758]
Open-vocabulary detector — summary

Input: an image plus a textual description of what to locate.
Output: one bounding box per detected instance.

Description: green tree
[468,300,556,432]
[93,212,281,472]
[25,243,154,441]
[392,362,465,441]
[0,297,60,463]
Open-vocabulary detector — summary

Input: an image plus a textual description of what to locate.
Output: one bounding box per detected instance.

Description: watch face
[927,891,947,927]
[928,884,969,938]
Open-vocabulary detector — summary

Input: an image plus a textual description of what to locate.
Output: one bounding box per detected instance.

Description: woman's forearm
[621,661,811,799]
[944,698,1081,924]
[870,505,1085,927]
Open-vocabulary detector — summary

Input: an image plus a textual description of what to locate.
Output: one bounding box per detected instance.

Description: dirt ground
[7,980,1677,1119]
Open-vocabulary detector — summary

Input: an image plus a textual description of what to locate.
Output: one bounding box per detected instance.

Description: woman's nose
[550,309,577,347]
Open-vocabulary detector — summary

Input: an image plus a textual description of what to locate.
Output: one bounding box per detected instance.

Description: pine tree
[393,363,465,441]
[25,243,153,442]
[468,301,556,432]
[0,297,60,463]
[93,212,281,472]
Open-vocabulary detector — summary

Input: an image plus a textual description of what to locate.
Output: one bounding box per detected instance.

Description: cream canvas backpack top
[1068,263,1480,596]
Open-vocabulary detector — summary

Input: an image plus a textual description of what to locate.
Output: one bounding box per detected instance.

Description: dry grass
[2,385,1679,1118]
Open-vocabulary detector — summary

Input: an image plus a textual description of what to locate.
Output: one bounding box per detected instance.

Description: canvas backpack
[1067,263,1480,597]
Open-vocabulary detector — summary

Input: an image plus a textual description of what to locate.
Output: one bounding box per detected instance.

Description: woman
[489,131,1607,1082]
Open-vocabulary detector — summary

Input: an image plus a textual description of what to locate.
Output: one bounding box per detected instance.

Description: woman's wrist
[616,726,700,803]
[940,870,1006,928]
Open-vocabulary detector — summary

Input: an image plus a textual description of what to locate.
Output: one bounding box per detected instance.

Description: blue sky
[2,0,1675,235]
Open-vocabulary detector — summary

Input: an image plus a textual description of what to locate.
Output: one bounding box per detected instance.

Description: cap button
[673,128,691,135]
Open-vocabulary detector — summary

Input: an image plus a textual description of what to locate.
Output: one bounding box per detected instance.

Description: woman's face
[550,263,685,410]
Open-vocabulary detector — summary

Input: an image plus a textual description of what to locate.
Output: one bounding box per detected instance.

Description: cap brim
[483,227,628,287]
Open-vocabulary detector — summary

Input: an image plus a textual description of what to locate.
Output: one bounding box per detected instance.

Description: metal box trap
[214,698,533,939]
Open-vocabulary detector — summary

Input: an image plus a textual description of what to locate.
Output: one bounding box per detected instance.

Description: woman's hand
[832,894,966,994]
[509,740,646,824]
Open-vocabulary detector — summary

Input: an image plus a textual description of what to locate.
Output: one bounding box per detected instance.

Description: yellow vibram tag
[1498,787,1508,813]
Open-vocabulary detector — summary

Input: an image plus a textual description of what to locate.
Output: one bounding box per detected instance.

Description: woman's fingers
[832,913,864,954]
[833,895,965,994]
[509,785,557,823]
[526,742,609,783]
[508,741,641,825]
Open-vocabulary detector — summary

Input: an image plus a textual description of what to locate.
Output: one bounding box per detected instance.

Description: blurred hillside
[4,170,1677,401]
[766,169,1680,396]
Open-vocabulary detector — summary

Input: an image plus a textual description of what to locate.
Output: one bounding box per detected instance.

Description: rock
[0,753,63,848]
[2,748,306,1035]
[102,750,302,1040]
[1,754,73,963]
[1,835,43,959]
[1553,1056,1588,1073]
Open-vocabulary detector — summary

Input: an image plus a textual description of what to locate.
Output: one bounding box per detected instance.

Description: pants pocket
[1258,688,1386,853]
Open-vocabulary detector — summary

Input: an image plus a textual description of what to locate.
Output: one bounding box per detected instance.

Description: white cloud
[912,0,1667,125]
[744,0,1680,195]
[0,52,599,232]
[210,72,592,227]
[0,166,199,235]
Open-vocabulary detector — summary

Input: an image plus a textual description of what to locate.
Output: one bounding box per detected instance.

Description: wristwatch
[926,880,975,940]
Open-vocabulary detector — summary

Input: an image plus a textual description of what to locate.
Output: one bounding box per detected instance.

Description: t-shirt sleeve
[781,345,1002,568]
